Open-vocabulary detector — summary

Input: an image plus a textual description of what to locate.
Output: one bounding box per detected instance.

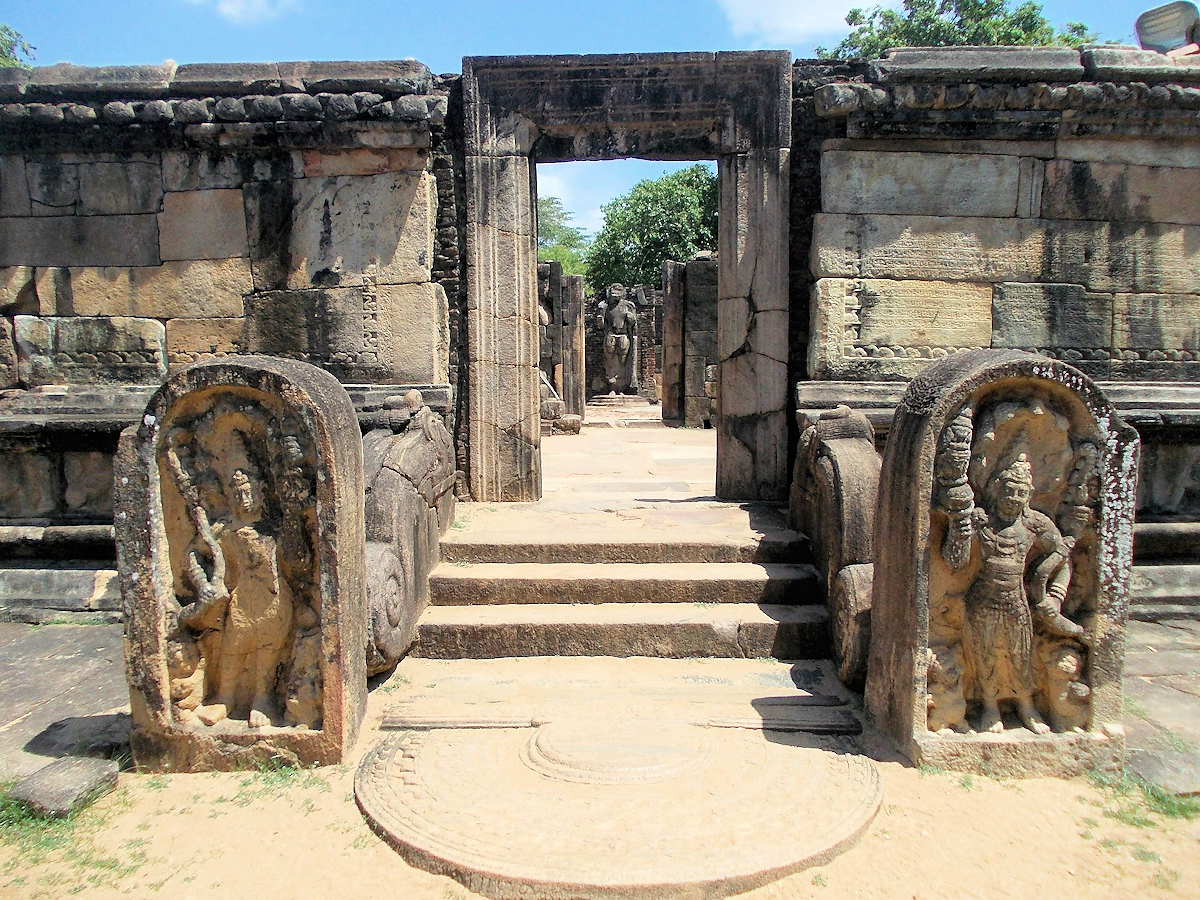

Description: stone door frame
[463,52,792,501]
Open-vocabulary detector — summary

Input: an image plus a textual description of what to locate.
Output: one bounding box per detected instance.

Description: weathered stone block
[0,215,160,267]
[866,350,1138,776]
[243,282,447,384]
[822,150,1020,217]
[0,451,57,518]
[25,62,176,100]
[287,170,434,288]
[115,357,366,771]
[992,283,1114,350]
[0,155,30,216]
[171,62,288,97]
[162,150,302,191]
[1042,159,1200,226]
[158,190,249,261]
[56,259,251,318]
[1056,139,1200,169]
[380,282,450,383]
[813,213,1200,293]
[24,158,162,217]
[868,46,1083,83]
[1114,293,1200,351]
[301,148,426,178]
[292,60,432,96]
[9,757,118,818]
[165,317,248,370]
[1081,47,1185,82]
[0,266,36,314]
[63,451,114,515]
[0,317,15,388]
[14,315,167,385]
[808,278,991,380]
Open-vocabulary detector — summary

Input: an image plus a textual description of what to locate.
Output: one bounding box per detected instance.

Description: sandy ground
[2,663,1198,900]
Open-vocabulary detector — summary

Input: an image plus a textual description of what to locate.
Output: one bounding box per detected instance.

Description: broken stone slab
[1128,748,1200,796]
[1081,47,1200,83]
[170,63,295,97]
[24,62,178,101]
[866,350,1140,776]
[8,756,118,818]
[868,47,1083,83]
[115,357,366,771]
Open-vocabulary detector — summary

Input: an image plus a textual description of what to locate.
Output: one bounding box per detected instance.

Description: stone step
[429,561,819,606]
[441,528,810,564]
[412,602,829,659]
[1130,563,1200,621]
[0,565,122,624]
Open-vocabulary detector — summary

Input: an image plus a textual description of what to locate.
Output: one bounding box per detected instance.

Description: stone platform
[355,657,881,899]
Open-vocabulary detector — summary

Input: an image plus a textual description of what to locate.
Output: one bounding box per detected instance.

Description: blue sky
[7,0,1140,235]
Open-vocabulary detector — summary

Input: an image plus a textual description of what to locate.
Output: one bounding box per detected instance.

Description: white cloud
[183,0,296,25]
[715,0,866,45]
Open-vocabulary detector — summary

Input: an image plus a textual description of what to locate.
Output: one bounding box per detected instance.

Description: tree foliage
[0,26,34,70]
[537,196,590,278]
[585,164,717,290]
[816,0,1095,59]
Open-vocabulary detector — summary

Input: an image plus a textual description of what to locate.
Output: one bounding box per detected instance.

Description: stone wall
[804,47,1200,384]
[0,61,453,528]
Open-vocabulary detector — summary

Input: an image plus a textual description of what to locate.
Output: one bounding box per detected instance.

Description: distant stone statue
[596,284,638,394]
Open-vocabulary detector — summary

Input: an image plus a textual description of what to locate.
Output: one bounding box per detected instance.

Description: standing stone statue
[116,358,366,771]
[865,350,1139,777]
[596,284,639,394]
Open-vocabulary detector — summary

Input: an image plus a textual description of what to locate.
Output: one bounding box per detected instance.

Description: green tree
[537,196,590,278]
[585,164,717,290]
[816,0,1095,59]
[0,26,34,69]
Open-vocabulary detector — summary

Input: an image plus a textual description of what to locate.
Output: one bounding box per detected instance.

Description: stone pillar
[716,149,790,500]
[464,125,541,501]
[865,349,1139,776]
[662,260,685,422]
[115,357,366,771]
[562,275,586,419]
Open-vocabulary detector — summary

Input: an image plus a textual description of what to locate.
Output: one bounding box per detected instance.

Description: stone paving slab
[0,624,129,781]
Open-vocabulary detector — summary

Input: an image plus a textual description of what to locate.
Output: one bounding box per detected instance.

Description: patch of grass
[917,764,946,777]
[957,774,976,791]
[1123,697,1151,720]
[811,873,828,887]
[39,615,113,626]
[1153,868,1181,890]
[230,760,329,806]
[351,833,372,850]
[143,775,170,792]
[1088,768,1200,827]
[0,787,75,864]
[1132,845,1161,863]
[1150,728,1199,755]
[377,673,412,694]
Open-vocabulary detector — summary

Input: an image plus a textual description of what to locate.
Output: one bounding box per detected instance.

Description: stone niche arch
[463,52,792,501]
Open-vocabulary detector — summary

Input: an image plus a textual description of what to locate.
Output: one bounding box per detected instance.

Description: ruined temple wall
[0,62,455,526]
[800,48,1200,385]
[794,48,1200,529]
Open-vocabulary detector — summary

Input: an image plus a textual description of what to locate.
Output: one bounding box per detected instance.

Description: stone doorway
[463,52,791,502]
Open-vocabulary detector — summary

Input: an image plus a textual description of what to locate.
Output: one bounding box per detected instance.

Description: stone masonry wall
[0,61,453,526]
[805,47,1200,385]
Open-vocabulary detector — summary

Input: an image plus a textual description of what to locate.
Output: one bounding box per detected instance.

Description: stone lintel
[868,46,1084,83]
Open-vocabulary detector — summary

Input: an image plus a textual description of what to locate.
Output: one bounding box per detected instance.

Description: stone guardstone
[362,390,457,675]
[866,350,1140,776]
[356,716,882,899]
[114,357,366,771]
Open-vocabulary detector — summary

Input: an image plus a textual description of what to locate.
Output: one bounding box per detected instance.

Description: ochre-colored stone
[158,190,249,261]
[62,259,251,318]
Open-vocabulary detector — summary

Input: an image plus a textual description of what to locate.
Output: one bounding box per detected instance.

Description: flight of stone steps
[414,521,828,660]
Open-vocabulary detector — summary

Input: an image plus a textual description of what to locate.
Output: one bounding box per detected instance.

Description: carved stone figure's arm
[1027,516,1084,640]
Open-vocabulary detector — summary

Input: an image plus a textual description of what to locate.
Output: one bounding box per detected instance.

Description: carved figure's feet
[248,708,270,729]
[979,705,1004,733]
[195,703,228,726]
[1019,704,1051,735]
